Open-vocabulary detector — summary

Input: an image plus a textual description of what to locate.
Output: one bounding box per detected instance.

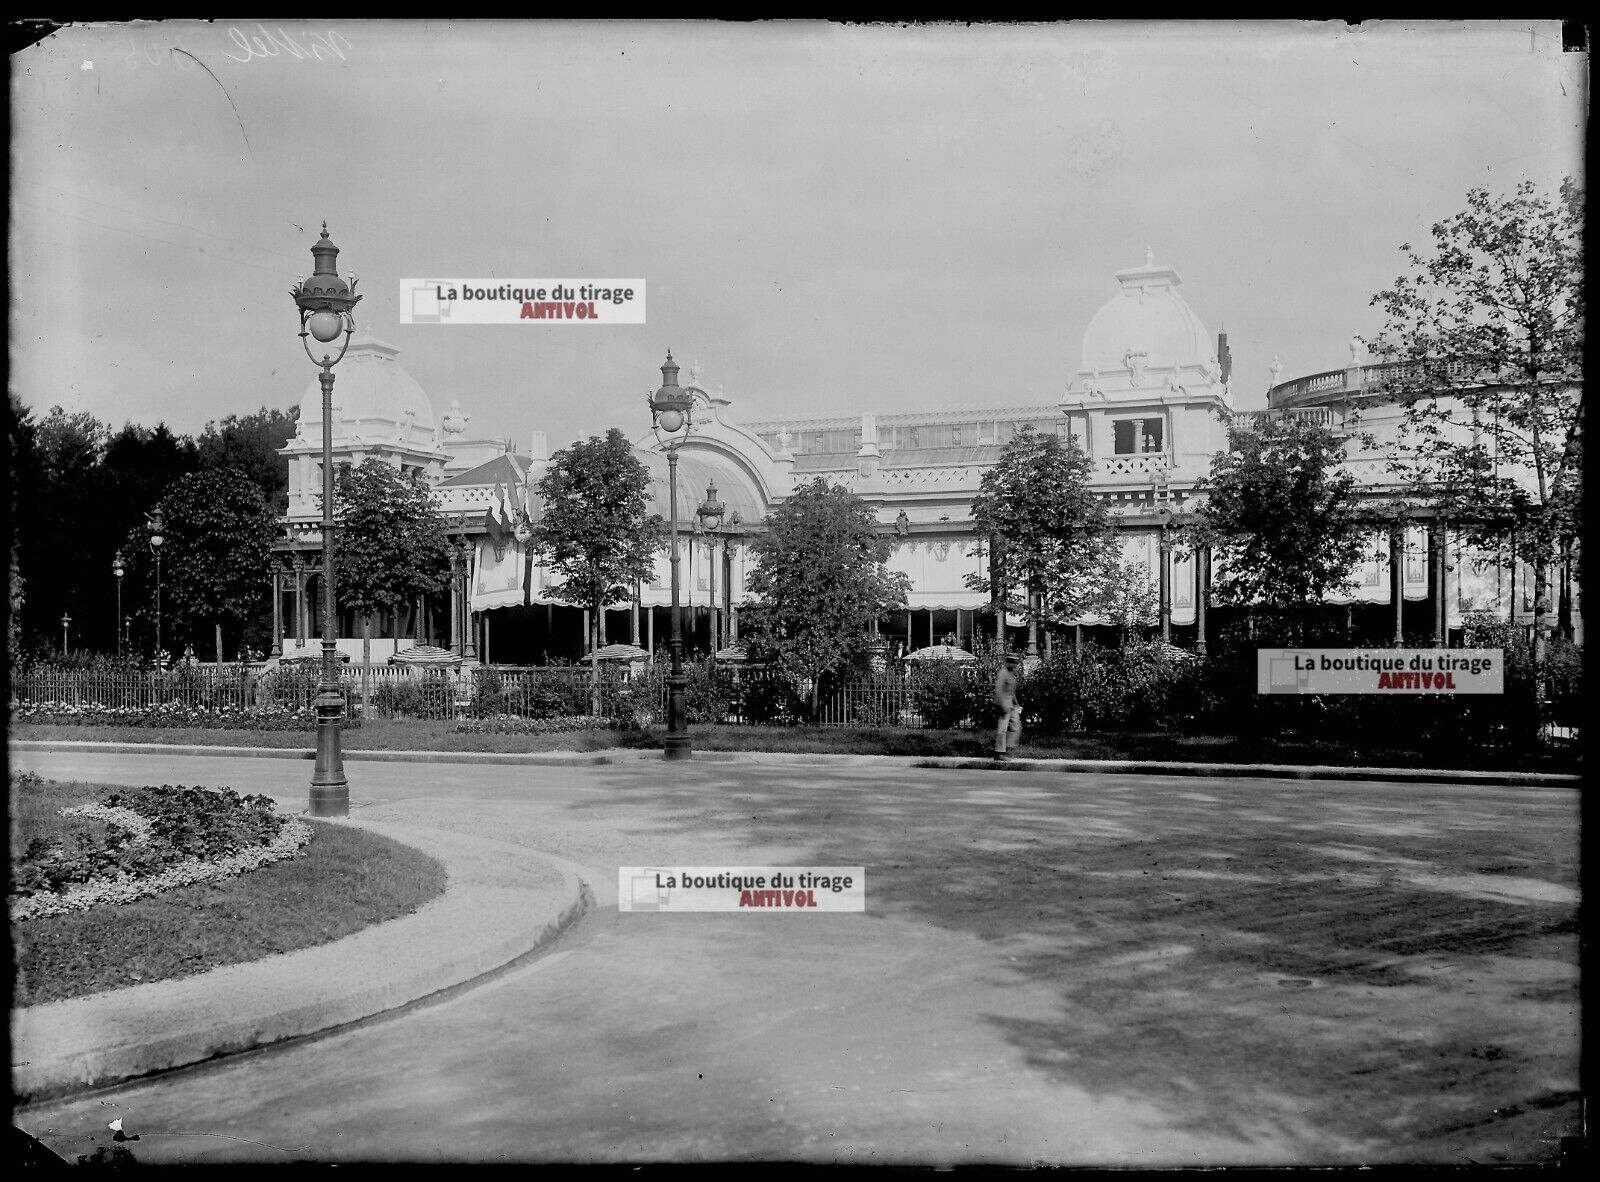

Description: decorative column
[448,548,462,656]
[1440,521,1452,646]
[292,554,307,649]
[1158,532,1173,644]
[1389,518,1405,647]
[270,564,283,658]
[1195,545,1210,657]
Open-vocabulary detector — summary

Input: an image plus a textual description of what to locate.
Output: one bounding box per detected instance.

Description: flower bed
[451,713,626,736]
[11,781,311,921]
[8,701,361,730]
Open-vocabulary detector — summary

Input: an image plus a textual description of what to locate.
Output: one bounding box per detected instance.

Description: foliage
[333,459,453,626]
[742,478,911,717]
[1196,413,1366,614]
[966,426,1117,625]
[452,714,622,735]
[532,428,663,641]
[8,700,341,731]
[908,661,976,729]
[154,469,279,656]
[1367,178,1584,637]
[11,783,288,901]
[196,405,299,513]
[737,671,806,724]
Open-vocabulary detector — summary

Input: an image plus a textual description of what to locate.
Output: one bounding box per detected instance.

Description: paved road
[10,749,1580,1166]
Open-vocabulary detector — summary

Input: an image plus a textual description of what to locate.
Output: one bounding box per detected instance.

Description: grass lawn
[8,717,1577,772]
[11,779,446,1007]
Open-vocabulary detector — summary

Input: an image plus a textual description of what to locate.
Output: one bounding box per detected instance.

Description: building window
[909,427,920,447]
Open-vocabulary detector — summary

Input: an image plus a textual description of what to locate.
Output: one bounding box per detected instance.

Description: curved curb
[8,738,1577,786]
[11,823,588,1104]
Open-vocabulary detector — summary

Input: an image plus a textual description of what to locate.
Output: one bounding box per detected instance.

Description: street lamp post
[697,480,726,651]
[290,223,362,818]
[148,509,164,660]
[647,351,696,759]
[112,551,125,658]
[61,612,72,654]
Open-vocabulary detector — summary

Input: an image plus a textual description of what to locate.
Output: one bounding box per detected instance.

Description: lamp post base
[310,691,348,817]
[663,733,692,759]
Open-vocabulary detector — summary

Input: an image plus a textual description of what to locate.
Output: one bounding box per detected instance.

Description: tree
[1367,177,1583,656]
[333,460,453,652]
[11,405,111,655]
[196,406,299,513]
[742,478,910,718]
[1196,413,1366,630]
[531,429,663,712]
[966,426,1117,647]
[154,469,279,658]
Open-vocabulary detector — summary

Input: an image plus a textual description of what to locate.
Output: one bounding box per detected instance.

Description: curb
[911,757,1581,788]
[7,739,617,767]
[9,739,1579,787]
[11,822,589,1103]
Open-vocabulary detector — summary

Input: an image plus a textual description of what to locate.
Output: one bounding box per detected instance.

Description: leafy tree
[196,406,299,513]
[153,469,279,658]
[11,405,112,655]
[333,459,452,652]
[1367,177,1583,656]
[966,426,1117,644]
[1196,413,1366,631]
[531,428,663,711]
[743,478,910,719]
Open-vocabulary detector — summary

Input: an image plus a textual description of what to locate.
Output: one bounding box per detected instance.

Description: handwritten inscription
[107,26,350,70]
[224,26,351,63]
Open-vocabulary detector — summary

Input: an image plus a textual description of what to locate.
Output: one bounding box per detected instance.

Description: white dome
[1080,256,1213,376]
[298,333,436,447]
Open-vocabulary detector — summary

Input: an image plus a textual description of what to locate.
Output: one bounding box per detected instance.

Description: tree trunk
[215,622,224,667]
[361,614,372,719]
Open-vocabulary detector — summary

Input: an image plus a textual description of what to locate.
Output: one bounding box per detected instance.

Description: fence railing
[8,662,976,730]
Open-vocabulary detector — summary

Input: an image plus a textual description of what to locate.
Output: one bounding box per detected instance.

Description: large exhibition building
[269,254,1579,664]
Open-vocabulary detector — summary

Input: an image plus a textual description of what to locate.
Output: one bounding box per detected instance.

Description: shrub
[738,671,804,724]
[909,661,975,730]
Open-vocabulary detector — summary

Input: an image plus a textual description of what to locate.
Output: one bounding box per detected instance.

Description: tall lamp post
[290,223,361,817]
[697,480,726,651]
[112,551,125,657]
[60,612,72,654]
[148,509,164,661]
[647,351,695,759]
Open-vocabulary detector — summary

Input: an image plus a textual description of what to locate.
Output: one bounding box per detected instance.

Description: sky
[10,20,1586,454]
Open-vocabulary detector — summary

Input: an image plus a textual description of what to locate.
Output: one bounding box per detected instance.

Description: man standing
[993,652,1022,761]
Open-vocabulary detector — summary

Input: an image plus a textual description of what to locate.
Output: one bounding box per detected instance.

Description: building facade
[271,254,1575,663]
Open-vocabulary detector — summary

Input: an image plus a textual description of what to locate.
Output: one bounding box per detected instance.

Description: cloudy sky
[10,20,1584,452]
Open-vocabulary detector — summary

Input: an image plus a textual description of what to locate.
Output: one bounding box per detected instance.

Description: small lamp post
[61,612,72,654]
[112,551,125,658]
[647,350,695,759]
[148,509,164,659]
[290,223,362,818]
[697,480,726,652]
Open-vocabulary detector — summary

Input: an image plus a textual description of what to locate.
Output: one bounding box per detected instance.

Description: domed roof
[1080,252,1213,377]
[298,332,437,447]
